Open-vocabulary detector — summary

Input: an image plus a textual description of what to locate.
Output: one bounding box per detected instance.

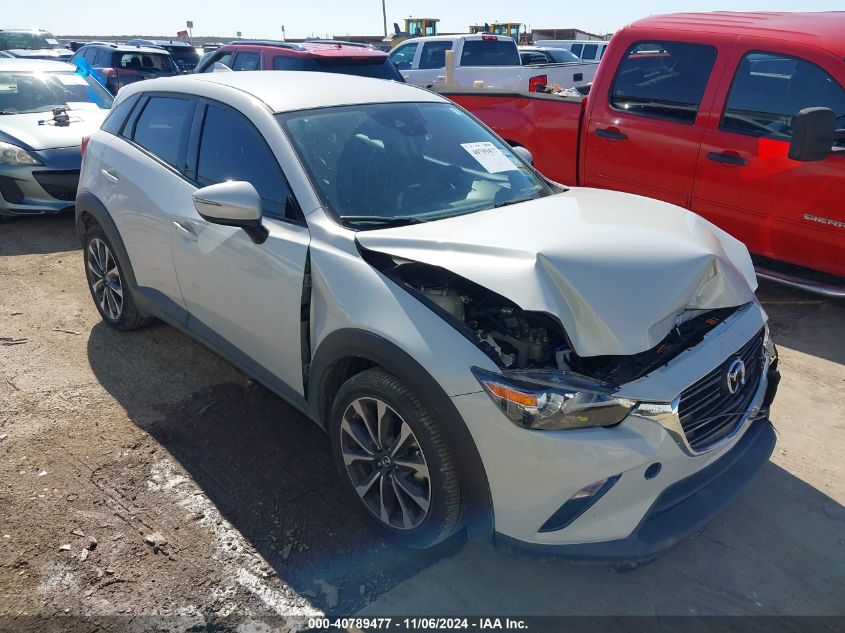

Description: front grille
[678,329,765,451]
[32,170,80,201]
[0,175,24,203]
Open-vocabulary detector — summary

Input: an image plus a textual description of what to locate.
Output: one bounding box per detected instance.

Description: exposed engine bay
[361,248,739,386]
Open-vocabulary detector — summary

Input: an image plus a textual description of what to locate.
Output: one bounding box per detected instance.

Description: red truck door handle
[595,127,628,141]
[707,151,749,166]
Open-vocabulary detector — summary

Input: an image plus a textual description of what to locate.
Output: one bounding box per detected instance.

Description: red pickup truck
[443,12,845,296]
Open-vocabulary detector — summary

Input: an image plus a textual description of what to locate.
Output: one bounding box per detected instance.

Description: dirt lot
[1,213,844,630]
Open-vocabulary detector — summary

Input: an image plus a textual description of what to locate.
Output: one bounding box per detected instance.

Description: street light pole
[382,0,388,38]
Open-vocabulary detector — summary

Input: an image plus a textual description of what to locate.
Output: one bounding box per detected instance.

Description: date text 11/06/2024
[307,617,529,629]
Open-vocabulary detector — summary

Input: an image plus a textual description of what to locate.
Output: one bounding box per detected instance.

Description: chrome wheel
[340,397,432,530]
[87,238,123,321]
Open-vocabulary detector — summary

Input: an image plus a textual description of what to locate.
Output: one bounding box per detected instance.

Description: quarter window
[389,43,418,70]
[722,52,845,141]
[101,94,141,135]
[131,96,194,167]
[610,41,717,124]
[196,104,293,220]
[419,41,453,70]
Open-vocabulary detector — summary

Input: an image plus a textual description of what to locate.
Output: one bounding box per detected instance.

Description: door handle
[707,151,749,166]
[101,168,119,183]
[595,127,628,141]
[172,220,197,238]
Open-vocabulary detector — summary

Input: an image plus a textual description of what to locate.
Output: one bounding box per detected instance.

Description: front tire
[83,225,152,331]
[329,368,463,549]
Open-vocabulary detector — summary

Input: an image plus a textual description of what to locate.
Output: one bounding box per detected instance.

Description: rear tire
[83,225,152,331]
[329,368,463,549]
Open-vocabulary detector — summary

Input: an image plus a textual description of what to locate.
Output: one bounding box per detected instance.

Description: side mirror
[789,107,837,162]
[512,145,534,165]
[210,61,233,73]
[192,181,268,244]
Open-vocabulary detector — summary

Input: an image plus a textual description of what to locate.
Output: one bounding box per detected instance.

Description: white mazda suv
[76,71,780,556]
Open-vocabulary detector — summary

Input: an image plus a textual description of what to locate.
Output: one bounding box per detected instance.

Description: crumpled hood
[0,108,108,151]
[356,187,757,357]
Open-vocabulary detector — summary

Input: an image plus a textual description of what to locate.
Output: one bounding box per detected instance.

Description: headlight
[0,141,42,165]
[472,367,636,431]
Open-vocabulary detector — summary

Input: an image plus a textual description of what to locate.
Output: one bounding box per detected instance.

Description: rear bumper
[497,417,776,561]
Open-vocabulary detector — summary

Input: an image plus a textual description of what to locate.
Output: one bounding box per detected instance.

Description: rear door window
[610,41,717,124]
[419,41,453,70]
[721,51,845,142]
[582,44,598,60]
[196,103,293,220]
[460,39,520,66]
[570,44,583,57]
[130,96,194,167]
[232,51,261,71]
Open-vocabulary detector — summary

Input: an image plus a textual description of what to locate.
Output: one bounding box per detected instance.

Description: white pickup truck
[388,33,598,92]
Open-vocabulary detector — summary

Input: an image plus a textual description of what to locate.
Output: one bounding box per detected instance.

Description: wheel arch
[309,328,494,538]
[75,191,138,289]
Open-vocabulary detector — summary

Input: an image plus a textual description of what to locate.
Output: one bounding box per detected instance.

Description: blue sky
[9,0,845,38]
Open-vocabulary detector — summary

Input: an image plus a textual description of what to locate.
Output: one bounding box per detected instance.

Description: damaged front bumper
[451,304,780,559]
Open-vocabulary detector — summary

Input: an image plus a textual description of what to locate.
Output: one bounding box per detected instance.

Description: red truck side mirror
[789,107,844,162]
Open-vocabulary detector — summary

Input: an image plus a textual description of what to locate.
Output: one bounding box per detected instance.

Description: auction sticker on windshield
[461,142,517,173]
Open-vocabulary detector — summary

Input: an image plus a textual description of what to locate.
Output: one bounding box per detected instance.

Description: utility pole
[281,25,286,41]
[382,0,388,38]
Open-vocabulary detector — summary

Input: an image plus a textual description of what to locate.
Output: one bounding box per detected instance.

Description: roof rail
[228,40,305,50]
[304,39,373,48]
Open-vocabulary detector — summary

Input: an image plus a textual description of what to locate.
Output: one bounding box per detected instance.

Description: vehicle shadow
[757,279,845,367]
[359,459,845,617]
[0,213,79,256]
[85,320,457,616]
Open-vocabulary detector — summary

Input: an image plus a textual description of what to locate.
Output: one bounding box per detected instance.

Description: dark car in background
[519,46,587,66]
[0,29,73,61]
[70,43,179,94]
[195,40,403,81]
[124,39,200,73]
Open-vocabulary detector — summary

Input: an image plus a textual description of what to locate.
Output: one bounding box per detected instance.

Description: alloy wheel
[87,238,123,321]
[339,397,432,530]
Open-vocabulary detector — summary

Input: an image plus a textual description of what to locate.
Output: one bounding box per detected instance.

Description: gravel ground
[1,213,843,631]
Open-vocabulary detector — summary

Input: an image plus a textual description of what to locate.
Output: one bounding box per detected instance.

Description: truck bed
[440,89,584,185]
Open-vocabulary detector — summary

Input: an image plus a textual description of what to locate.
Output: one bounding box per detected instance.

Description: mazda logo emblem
[724,358,746,395]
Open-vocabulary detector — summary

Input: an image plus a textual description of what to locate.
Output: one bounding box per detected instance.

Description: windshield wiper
[340,215,424,228]
[492,195,540,209]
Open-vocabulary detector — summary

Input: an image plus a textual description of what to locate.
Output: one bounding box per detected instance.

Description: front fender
[309,328,494,538]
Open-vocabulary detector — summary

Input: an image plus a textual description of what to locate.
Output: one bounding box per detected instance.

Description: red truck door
[582,38,727,208]
[692,46,845,278]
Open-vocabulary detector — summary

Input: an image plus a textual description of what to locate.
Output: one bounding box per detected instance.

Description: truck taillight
[81,135,90,158]
[529,74,548,93]
[481,35,497,41]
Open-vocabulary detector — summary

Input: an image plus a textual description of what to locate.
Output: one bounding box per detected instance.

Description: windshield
[0,31,65,51]
[279,102,551,229]
[0,70,112,114]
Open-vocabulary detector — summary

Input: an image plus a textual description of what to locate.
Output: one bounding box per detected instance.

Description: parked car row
[389,33,598,91]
